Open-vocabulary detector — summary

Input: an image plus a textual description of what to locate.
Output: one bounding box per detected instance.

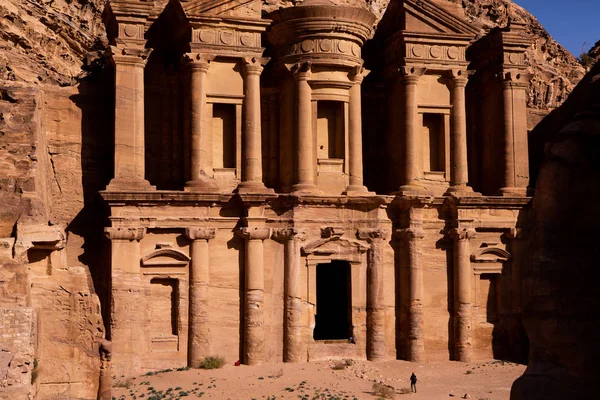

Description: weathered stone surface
[510,59,600,400]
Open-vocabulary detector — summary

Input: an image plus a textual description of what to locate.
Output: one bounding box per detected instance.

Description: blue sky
[513,0,599,56]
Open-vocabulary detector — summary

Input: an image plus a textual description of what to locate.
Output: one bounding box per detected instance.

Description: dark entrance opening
[313,260,351,340]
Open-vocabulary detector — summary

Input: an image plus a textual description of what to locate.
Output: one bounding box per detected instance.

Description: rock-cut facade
[0,0,538,397]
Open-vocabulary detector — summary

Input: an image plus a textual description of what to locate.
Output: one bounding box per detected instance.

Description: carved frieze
[406,43,466,62]
[192,28,262,50]
[285,39,362,58]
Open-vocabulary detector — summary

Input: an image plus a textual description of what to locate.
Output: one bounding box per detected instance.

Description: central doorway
[313,260,352,340]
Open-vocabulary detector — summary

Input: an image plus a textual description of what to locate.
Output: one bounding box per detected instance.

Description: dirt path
[112,359,525,400]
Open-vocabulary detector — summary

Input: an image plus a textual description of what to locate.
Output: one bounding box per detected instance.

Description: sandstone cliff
[510,58,600,400]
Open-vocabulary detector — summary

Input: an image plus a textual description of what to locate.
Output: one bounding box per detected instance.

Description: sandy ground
[112,359,525,400]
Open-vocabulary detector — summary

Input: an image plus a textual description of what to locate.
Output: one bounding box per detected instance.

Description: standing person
[410,372,417,393]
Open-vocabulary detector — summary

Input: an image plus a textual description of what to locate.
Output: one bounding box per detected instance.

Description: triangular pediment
[182,0,262,19]
[376,0,479,41]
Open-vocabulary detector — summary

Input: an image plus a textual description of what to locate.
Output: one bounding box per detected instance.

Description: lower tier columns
[274,228,307,363]
[358,229,390,361]
[105,227,146,376]
[451,227,476,362]
[185,227,216,367]
[239,227,272,365]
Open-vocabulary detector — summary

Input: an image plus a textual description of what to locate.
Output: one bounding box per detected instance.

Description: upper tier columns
[185,53,218,192]
[344,67,371,195]
[398,67,427,194]
[106,47,154,191]
[451,227,476,362]
[292,63,320,194]
[499,72,530,196]
[238,226,272,365]
[185,227,216,367]
[446,70,475,195]
[237,57,272,193]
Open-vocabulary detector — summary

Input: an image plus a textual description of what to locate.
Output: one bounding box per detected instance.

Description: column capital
[449,227,476,241]
[349,65,370,84]
[287,61,312,80]
[503,227,527,240]
[107,46,152,67]
[184,53,216,71]
[272,228,308,242]
[400,66,427,85]
[394,227,425,241]
[446,69,473,88]
[357,228,390,242]
[241,56,269,76]
[238,227,271,241]
[185,227,217,241]
[499,70,531,88]
[104,227,146,241]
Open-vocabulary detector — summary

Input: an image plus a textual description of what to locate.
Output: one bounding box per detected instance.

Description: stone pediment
[302,237,368,257]
[377,0,479,41]
[182,0,262,19]
[141,248,191,266]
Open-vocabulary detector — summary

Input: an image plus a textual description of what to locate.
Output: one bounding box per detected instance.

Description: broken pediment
[471,247,511,263]
[181,0,262,19]
[302,237,369,257]
[141,248,191,267]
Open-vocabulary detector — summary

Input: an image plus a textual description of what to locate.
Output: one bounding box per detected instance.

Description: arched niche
[141,248,191,267]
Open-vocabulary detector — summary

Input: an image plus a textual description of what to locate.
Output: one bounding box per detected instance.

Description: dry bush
[271,368,284,378]
[331,361,347,370]
[114,378,133,388]
[198,355,226,369]
[398,387,411,395]
[372,382,395,399]
[344,359,354,366]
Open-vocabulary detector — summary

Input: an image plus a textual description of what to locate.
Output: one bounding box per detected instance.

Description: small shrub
[465,370,474,374]
[372,382,395,399]
[271,368,284,378]
[114,378,133,389]
[344,359,354,366]
[198,356,226,369]
[398,387,411,395]
[331,362,347,370]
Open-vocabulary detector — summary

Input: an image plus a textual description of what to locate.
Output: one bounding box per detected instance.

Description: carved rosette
[185,227,217,241]
[105,227,146,241]
[192,29,262,51]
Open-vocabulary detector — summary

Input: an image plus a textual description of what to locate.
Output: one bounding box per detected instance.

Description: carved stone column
[344,66,371,195]
[185,53,218,192]
[106,47,154,191]
[397,227,426,361]
[104,227,146,375]
[450,227,476,362]
[292,63,320,194]
[238,227,272,365]
[358,228,390,361]
[185,227,216,367]
[446,70,474,195]
[499,72,530,197]
[273,228,307,363]
[399,67,427,194]
[237,57,272,193]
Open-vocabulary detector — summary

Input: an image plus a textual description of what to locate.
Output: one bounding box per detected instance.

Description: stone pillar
[446,70,474,195]
[238,227,272,365]
[237,57,272,193]
[499,72,530,196]
[399,67,427,194]
[104,227,146,376]
[106,47,154,191]
[358,228,390,361]
[451,227,475,362]
[344,67,371,195]
[185,53,218,192]
[273,228,307,363]
[185,227,216,367]
[292,63,320,194]
[397,227,426,361]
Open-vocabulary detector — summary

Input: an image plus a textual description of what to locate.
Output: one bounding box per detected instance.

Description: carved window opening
[313,260,352,341]
[150,278,178,338]
[317,100,345,161]
[422,113,445,174]
[212,103,236,169]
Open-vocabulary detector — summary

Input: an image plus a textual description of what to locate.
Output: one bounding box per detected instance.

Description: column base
[105,178,156,192]
[397,181,428,196]
[185,178,220,193]
[342,184,374,196]
[444,185,481,197]
[291,183,322,196]
[498,186,528,197]
[235,181,275,194]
